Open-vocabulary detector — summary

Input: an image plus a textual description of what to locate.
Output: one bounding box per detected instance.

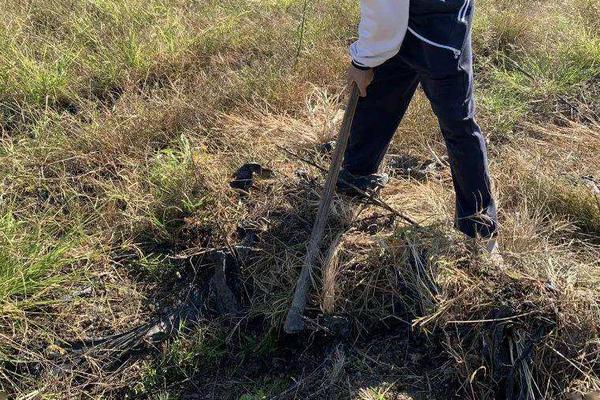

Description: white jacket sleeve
[349,0,410,68]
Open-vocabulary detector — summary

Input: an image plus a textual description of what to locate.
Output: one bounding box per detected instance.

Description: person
[339,0,501,256]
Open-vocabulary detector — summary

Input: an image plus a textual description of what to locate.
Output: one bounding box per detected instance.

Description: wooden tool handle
[284,84,360,334]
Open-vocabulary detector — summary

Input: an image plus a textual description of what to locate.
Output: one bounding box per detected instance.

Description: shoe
[466,236,505,269]
[336,169,389,196]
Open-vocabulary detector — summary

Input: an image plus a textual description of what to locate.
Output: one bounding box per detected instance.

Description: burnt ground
[124,155,457,399]
[176,320,456,400]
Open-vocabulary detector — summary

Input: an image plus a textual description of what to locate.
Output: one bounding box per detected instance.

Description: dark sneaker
[336,169,390,196]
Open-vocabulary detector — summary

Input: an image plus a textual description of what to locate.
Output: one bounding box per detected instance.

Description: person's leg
[414,32,498,238]
[343,48,420,177]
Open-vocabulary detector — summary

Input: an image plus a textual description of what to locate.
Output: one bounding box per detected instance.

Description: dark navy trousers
[343,30,497,238]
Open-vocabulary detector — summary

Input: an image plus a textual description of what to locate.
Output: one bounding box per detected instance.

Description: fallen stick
[276,145,421,228]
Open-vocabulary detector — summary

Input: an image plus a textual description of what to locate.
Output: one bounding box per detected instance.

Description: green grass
[0,211,82,312]
[473,0,600,139]
[135,325,228,396]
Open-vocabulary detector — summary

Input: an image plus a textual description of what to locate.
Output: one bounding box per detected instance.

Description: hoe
[284,83,360,334]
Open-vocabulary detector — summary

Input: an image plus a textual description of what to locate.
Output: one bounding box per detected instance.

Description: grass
[0,212,77,307]
[0,0,599,398]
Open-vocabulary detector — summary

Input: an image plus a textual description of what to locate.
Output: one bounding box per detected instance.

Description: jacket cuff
[351,60,372,71]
